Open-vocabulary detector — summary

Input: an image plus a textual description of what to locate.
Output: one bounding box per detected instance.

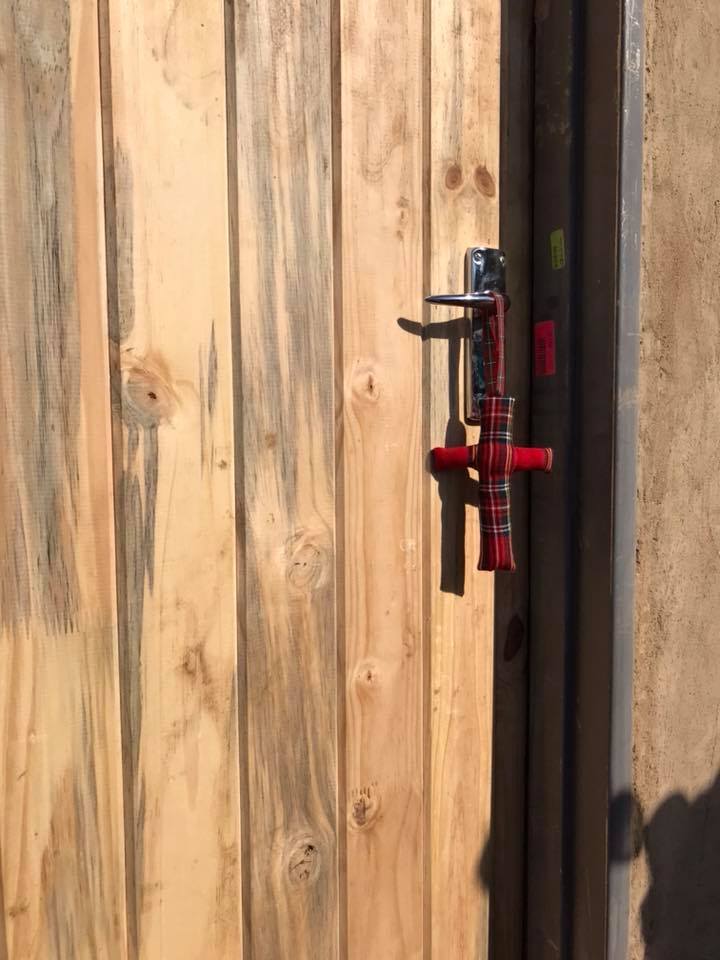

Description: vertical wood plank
[230,2,339,957]
[340,0,425,956]
[428,0,501,957]
[0,1,127,955]
[101,1,242,955]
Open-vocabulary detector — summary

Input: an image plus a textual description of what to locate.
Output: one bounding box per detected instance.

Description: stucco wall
[631,2,720,956]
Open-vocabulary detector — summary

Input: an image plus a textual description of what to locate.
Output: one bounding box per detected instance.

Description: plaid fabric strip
[471,396,516,571]
[482,292,506,397]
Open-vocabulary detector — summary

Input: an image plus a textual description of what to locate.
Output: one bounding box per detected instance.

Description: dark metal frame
[523,0,642,957]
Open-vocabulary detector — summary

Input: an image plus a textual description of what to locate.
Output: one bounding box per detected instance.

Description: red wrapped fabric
[483,291,506,397]
[431,397,552,571]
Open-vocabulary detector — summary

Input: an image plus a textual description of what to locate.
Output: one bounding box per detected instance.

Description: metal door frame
[494,0,643,956]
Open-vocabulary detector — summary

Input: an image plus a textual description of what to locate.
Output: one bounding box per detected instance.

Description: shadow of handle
[398,314,474,595]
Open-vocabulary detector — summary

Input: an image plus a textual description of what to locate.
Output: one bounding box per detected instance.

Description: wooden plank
[340,0,425,956]
[101,2,242,956]
[0,1,127,956]
[230,2,339,958]
[428,0,501,957]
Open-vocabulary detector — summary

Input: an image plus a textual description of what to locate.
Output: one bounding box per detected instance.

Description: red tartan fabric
[482,292,506,398]
[431,440,553,477]
[430,398,553,572]
[430,289,550,573]
[512,445,553,472]
[432,444,473,471]
[473,396,515,570]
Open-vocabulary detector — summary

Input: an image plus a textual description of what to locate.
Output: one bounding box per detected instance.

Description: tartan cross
[428,265,553,573]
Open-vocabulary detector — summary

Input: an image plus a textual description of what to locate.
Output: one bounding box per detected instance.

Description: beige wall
[631,2,720,956]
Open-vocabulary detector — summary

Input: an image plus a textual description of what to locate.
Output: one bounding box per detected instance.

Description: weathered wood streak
[110,143,135,343]
[341,0,425,955]
[231,1,339,956]
[428,1,500,956]
[0,0,127,955]
[207,322,218,419]
[115,409,158,957]
[9,1,79,637]
[199,322,219,474]
[103,0,242,955]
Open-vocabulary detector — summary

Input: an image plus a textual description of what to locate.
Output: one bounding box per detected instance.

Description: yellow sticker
[550,228,566,270]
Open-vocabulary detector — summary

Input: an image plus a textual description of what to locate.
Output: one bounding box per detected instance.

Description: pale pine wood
[428,0,501,956]
[341,0,425,955]
[230,3,339,957]
[0,2,509,955]
[0,1,127,955]
[101,1,242,956]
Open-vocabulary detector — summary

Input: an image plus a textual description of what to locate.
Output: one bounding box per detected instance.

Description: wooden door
[0,0,513,957]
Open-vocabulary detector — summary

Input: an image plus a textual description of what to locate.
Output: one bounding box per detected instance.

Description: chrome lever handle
[425,291,510,310]
[425,246,508,424]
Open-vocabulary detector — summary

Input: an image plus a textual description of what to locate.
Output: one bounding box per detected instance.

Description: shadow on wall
[614,778,720,959]
[474,778,720,959]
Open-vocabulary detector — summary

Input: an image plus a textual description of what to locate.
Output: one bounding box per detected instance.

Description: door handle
[425,292,510,309]
[425,246,553,572]
[426,246,509,424]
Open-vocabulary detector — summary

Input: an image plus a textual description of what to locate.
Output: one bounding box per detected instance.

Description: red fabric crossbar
[430,398,553,571]
[512,446,553,473]
[431,445,473,471]
[432,443,552,475]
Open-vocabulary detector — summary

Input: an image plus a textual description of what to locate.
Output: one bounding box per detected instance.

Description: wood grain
[1,2,510,955]
[101,1,242,956]
[230,2,339,957]
[428,1,501,956]
[0,1,127,955]
[340,0,425,956]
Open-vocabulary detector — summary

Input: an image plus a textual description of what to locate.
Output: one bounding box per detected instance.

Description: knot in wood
[351,361,382,405]
[285,530,329,592]
[354,659,382,701]
[445,162,463,190]
[286,836,321,887]
[123,353,178,427]
[474,164,496,198]
[350,785,380,831]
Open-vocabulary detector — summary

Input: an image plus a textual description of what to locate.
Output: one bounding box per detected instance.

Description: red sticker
[534,320,556,377]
